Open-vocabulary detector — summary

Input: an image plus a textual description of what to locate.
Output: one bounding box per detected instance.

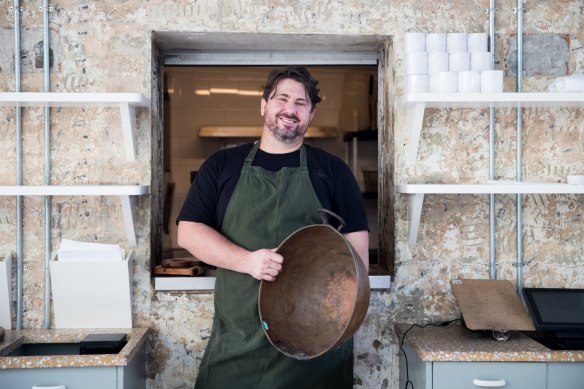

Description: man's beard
[266,114,306,144]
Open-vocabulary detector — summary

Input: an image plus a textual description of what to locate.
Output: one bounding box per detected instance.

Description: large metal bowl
[258,221,370,360]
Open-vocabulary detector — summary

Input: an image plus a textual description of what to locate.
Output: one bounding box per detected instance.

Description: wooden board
[153,265,203,276]
[450,279,535,331]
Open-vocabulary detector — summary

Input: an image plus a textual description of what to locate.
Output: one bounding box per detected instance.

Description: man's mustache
[277,113,300,122]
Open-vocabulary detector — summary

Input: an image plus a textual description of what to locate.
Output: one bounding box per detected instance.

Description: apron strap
[244,142,307,167]
[244,142,261,165]
[299,144,307,167]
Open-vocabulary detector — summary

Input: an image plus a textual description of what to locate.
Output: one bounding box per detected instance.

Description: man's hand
[178,221,285,281]
[246,249,284,282]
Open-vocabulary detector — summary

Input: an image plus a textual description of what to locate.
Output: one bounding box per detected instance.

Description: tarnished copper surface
[258,224,370,359]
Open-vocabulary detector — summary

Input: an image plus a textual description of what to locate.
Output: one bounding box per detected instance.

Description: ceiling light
[237,90,263,96]
[209,88,239,94]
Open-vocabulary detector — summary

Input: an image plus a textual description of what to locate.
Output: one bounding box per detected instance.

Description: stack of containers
[404,32,504,93]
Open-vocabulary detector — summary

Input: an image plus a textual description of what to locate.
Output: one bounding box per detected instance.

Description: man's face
[260,78,316,145]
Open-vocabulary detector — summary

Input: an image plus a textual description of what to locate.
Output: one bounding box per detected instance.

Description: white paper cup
[426,33,447,53]
[481,70,504,93]
[406,75,429,93]
[449,52,470,71]
[567,175,584,184]
[471,52,494,71]
[430,71,458,93]
[457,71,481,93]
[447,32,468,52]
[468,33,488,52]
[427,52,449,74]
[404,32,426,52]
[405,51,428,75]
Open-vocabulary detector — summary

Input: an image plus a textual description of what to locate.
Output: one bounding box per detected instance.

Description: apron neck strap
[244,142,261,164]
[244,142,307,167]
[299,144,307,167]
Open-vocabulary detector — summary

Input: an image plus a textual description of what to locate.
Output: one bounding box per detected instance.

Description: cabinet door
[399,342,432,389]
[433,362,546,389]
[547,362,584,389]
[0,366,118,389]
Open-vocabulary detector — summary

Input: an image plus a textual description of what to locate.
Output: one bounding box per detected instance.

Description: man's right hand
[246,249,284,282]
[178,221,285,281]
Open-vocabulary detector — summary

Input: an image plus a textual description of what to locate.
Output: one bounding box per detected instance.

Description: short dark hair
[262,66,321,111]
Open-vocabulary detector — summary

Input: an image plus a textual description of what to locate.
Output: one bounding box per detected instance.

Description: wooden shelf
[0,185,150,247]
[397,182,584,246]
[0,92,149,161]
[199,126,338,138]
[401,92,584,163]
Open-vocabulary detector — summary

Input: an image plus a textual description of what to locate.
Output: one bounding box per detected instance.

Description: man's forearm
[344,230,369,271]
[177,221,283,281]
[177,221,249,273]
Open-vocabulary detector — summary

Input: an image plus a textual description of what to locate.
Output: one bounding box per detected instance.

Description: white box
[0,253,12,329]
[50,252,133,328]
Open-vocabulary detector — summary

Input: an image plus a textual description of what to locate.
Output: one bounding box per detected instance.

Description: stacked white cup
[426,33,453,93]
[466,33,503,93]
[454,33,480,93]
[404,32,429,93]
[405,32,503,94]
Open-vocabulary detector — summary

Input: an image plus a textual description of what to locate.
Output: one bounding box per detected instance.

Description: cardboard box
[0,253,12,329]
[50,252,133,328]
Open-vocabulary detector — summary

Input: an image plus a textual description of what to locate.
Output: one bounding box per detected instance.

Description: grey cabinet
[1,367,118,389]
[400,342,582,389]
[433,361,546,389]
[547,363,584,389]
[0,342,146,389]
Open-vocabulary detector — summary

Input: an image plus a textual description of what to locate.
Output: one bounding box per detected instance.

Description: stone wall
[1,1,583,388]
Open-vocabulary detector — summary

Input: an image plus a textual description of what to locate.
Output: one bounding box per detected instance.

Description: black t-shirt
[177,143,369,234]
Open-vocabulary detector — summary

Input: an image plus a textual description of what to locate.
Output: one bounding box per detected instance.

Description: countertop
[0,327,149,369]
[396,323,584,363]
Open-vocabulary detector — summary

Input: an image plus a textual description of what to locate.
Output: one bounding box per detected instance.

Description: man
[177,66,369,388]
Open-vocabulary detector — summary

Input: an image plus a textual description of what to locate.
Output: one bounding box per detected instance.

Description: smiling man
[177,66,369,388]
[261,77,315,145]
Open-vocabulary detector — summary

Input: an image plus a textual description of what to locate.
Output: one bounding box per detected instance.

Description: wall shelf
[0,92,149,161]
[401,92,584,163]
[0,185,150,247]
[397,183,584,246]
[0,185,149,196]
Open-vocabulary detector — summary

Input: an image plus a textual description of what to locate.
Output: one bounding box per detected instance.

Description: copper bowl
[258,212,370,360]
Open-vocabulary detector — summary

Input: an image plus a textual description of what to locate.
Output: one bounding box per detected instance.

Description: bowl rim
[257,223,361,360]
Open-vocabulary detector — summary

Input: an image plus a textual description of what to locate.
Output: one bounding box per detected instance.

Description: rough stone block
[506,34,569,77]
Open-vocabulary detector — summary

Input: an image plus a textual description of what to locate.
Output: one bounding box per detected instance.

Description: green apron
[195,143,353,389]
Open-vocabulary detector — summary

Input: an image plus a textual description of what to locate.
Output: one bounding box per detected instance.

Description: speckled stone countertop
[396,324,584,362]
[0,327,149,369]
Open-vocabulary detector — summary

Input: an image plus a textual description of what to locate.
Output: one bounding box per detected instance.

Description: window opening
[161,65,384,275]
